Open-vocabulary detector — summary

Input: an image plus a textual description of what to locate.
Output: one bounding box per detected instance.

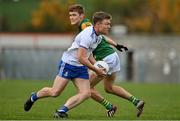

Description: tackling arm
[104,35,128,52]
[103,35,117,47]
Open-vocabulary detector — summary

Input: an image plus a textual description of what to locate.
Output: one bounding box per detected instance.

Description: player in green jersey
[55,4,145,118]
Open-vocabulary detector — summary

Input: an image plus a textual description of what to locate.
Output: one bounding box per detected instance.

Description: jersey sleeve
[79,33,91,49]
[81,22,92,30]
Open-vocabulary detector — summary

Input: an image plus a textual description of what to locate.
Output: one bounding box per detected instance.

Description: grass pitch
[0,80,180,120]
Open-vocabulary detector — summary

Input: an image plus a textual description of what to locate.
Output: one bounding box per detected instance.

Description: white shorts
[103,52,120,75]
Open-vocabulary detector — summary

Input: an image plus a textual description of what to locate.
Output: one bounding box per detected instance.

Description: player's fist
[115,44,128,52]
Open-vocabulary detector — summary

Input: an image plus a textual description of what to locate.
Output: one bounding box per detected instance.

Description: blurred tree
[1,0,179,34]
[25,0,76,32]
[0,15,10,32]
[92,0,145,24]
[125,0,180,34]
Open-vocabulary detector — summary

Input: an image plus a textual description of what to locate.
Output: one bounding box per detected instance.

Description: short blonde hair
[93,11,112,24]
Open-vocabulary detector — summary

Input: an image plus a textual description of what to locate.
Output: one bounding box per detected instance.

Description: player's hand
[95,68,106,77]
[115,44,128,52]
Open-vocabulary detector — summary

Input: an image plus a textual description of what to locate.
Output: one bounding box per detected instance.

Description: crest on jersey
[81,22,92,30]
[64,71,68,77]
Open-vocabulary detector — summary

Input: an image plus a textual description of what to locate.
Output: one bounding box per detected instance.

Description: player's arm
[77,47,105,76]
[103,35,117,47]
[88,53,96,65]
[104,35,128,52]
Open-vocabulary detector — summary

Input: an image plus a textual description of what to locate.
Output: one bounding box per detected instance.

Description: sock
[30,93,38,102]
[58,106,69,113]
[100,98,113,110]
[129,96,140,106]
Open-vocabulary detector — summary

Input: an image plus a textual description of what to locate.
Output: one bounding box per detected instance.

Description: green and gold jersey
[79,18,92,32]
[79,19,115,61]
[93,36,115,61]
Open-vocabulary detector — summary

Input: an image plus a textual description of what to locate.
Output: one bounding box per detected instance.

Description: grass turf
[0,80,180,120]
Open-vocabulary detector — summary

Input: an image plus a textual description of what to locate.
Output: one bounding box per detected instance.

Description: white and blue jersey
[58,26,102,79]
[62,26,102,66]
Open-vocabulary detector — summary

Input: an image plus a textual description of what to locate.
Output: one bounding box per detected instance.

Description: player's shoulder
[81,26,93,34]
[81,18,92,30]
[101,35,106,40]
[76,26,92,37]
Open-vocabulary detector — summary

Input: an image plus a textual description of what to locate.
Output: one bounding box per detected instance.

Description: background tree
[125,0,180,34]
[26,0,76,32]
[0,0,179,34]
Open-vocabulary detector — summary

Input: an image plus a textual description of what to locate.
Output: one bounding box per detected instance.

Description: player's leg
[54,78,91,118]
[37,76,69,98]
[54,64,91,118]
[89,70,104,87]
[91,87,117,117]
[103,72,132,99]
[89,71,106,106]
[24,75,69,111]
[103,52,145,117]
[65,78,91,109]
[103,72,144,117]
[89,71,117,117]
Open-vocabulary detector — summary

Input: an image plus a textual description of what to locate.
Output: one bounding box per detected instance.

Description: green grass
[0,80,180,120]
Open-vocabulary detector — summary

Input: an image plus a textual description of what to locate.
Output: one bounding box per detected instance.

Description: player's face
[69,11,83,25]
[98,19,111,35]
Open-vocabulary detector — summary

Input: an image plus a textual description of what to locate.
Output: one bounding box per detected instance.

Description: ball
[94,61,109,73]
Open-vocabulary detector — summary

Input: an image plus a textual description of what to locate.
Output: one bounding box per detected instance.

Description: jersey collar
[92,27,98,36]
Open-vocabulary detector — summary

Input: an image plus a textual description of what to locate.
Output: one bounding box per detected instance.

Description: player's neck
[92,26,99,36]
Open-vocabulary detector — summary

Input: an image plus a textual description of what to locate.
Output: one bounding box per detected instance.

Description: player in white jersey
[24,11,112,118]
[65,4,145,118]
[61,26,102,66]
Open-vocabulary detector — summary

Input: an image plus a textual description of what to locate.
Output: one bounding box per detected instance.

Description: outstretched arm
[103,35,128,52]
[103,35,117,46]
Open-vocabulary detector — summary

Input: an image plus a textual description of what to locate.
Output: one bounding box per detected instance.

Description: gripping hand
[115,44,128,52]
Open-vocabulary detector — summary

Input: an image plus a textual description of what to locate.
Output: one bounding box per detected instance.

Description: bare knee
[85,91,91,98]
[104,86,113,94]
[51,89,61,97]
[81,91,91,99]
